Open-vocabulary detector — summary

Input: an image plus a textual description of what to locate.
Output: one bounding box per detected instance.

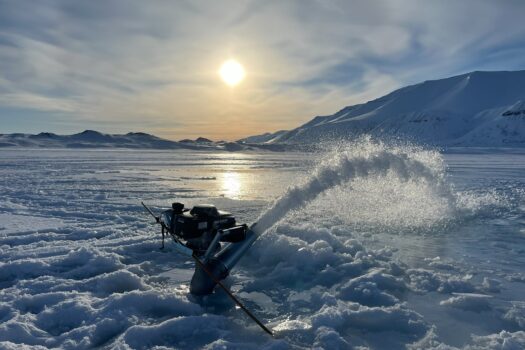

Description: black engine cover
[162,204,236,240]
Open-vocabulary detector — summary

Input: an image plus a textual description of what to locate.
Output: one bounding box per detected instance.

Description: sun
[219,59,245,87]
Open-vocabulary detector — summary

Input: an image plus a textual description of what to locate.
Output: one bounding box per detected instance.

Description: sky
[1,0,525,141]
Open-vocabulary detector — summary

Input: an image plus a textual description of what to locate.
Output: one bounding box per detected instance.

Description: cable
[192,253,274,336]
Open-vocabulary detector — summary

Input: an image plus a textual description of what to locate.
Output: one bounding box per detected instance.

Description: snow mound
[504,302,525,328]
[409,327,525,350]
[440,293,492,312]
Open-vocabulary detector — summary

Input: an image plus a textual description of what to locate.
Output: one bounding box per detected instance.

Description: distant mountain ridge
[237,130,288,144]
[179,137,214,144]
[261,70,525,147]
[0,130,197,149]
[0,130,288,152]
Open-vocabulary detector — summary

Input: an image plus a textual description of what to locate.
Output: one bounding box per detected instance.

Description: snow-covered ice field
[1,142,524,349]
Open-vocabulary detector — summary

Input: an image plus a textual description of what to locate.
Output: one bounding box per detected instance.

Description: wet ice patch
[0,213,65,233]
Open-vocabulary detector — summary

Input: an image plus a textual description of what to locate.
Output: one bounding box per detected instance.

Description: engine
[159,202,247,254]
[142,200,259,295]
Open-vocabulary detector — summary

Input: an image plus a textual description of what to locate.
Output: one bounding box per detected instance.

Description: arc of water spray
[253,150,446,236]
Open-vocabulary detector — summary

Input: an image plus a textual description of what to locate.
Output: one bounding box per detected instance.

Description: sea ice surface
[0,143,524,349]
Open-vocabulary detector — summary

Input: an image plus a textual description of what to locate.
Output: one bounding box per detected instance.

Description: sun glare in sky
[219,59,245,87]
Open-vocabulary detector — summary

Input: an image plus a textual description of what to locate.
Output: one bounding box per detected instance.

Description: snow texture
[1,140,524,349]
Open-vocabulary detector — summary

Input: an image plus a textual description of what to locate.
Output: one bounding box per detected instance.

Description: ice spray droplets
[253,138,453,235]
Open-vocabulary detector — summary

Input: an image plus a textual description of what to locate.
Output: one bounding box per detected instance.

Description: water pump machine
[142,202,260,296]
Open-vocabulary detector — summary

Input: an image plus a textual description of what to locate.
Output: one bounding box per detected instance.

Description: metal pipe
[202,230,223,263]
[190,223,262,295]
[214,224,259,271]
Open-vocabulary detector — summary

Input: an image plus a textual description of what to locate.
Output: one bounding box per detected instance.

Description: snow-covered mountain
[0,130,199,149]
[179,137,214,144]
[267,70,525,147]
[237,130,288,144]
[0,130,291,152]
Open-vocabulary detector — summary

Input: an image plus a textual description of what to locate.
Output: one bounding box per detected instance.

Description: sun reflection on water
[222,171,242,199]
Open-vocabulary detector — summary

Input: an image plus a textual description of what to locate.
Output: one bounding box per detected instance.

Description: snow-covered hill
[267,70,525,147]
[237,130,288,144]
[0,130,195,149]
[0,130,293,152]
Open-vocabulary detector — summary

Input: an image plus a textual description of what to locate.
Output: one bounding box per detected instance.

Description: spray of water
[254,138,453,235]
